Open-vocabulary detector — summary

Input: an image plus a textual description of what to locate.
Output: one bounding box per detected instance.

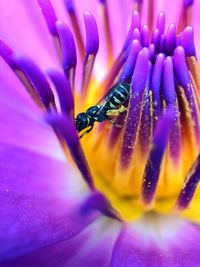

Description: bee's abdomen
[105,82,130,110]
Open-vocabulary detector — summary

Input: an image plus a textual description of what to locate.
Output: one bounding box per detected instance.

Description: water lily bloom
[1,0,200,266]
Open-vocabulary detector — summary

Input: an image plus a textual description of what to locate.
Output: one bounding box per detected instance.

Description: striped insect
[75,81,130,138]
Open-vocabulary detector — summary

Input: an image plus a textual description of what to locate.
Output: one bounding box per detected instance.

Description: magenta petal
[110,216,200,267]
[3,218,120,267]
[0,143,96,260]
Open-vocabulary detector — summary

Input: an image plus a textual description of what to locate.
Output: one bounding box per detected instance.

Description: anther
[81,11,99,96]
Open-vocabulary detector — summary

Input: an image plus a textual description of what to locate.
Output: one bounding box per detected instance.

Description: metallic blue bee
[75,81,130,138]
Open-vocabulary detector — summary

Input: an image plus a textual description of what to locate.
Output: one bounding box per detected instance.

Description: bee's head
[75,112,91,132]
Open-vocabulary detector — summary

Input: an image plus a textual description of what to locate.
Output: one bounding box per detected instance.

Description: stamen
[48,69,74,116]
[37,0,57,35]
[141,109,174,205]
[151,53,165,128]
[13,55,55,111]
[178,0,194,32]
[0,40,15,68]
[179,26,196,57]
[99,0,114,66]
[141,25,149,47]
[166,24,176,55]
[37,0,61,60]
[64,0,84,60]
[120,40,142,82]
[100,14,139,95]
[152,28,160,52]
[81,191,121,220]
[56,21,77,90]
[147,0,155,36]
[159,34,166,53]
[174,46,200,144]
[163,57,181,163]
[47,113,94,189]
[81,11,99,96]
[139,62,153,154]
[132,28,141,42]
[156,12,165,35]
[133,0,143,15]
[0,41,44,108]
[177,154,200,210]
[120,48,149,168]
[131,11,141,30]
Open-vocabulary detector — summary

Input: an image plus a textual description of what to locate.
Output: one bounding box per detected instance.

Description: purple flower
[1,0,200,266]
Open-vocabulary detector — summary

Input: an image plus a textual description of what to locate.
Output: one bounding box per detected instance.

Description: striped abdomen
[103,82,130,111]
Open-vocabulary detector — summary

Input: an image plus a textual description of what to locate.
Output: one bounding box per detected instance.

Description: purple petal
[0,1,58,70]
[0,65,64,160]
[110,216,200,267]
[0,143,96,260]
[3,218,120,267]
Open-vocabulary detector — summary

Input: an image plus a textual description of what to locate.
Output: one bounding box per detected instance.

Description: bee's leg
[79,125,94,138]
[106,105,128,117]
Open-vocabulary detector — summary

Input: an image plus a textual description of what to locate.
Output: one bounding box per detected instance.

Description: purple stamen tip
[84,11,99,56]
[177,154,200,209]
[56,21,77,73]
[166,24,176,55]
[179,26,196,57]
[47,113,94,189]
[152,28,160,51]
[173,46,190,87]
[132,28,141,41]
[132,11,141,30]
[156,12,165,34]
[13,54,55,109]
[120,40,142,82]
[0,40,16,69]
[37,0,58,36]
[81,191,121,220]
[142,108,174,204]
[141,25,149,47]
[163,56,176,106]
[64,0,75,13]
[47,69,74,115]
[184,0,194,7]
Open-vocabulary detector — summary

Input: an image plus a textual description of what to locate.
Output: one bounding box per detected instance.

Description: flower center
[1,0,200,223]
